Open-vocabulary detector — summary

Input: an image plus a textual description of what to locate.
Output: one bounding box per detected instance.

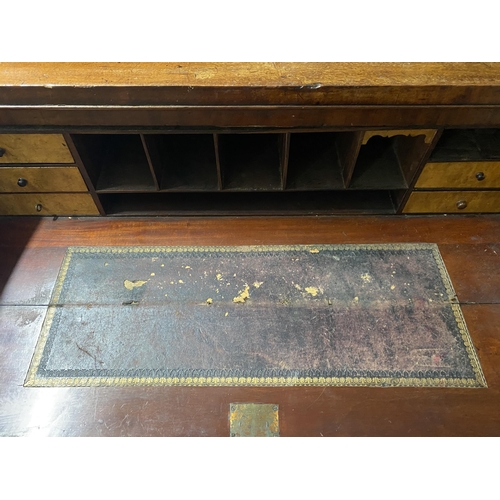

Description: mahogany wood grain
[0,215,499,436]
[1,63,500,106]
[2,105,500,128]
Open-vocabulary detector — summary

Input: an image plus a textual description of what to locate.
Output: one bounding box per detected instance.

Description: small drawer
[415,161,500,189]
[0,166,88,193]
[0,193,100,215]
[403,191,500,213]
[0,134,74,164]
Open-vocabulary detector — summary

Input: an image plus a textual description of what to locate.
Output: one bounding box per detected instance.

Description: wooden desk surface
[1,62,500,106]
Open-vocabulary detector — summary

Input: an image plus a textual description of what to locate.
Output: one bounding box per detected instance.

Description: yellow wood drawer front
[415,161,500,188]
[0,193,100,215]
[0,134,74,164]
[403,191,500,213]
[0,166,88,193]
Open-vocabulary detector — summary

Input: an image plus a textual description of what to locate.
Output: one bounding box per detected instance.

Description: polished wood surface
[0,134,74,164]
[0,193,100,215]
[403,191,500,213]
[0,166,88,193]
[3,105,500,129]
[0,215,499,436]
[415,161,500,189]
[1,63,500,106]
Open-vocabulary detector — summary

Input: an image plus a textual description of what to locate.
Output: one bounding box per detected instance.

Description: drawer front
[0,134,74,164]
[0,193,100,215]
[0,166,88,193]
[403,191,500,213]
[415,161,500,188]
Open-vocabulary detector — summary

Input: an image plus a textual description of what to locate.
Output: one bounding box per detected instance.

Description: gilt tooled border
[24,244,487,388]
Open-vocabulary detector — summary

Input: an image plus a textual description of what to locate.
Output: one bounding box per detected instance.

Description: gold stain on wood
[229,403,279,437]
[123,279,148,290]
[233,284,250,303]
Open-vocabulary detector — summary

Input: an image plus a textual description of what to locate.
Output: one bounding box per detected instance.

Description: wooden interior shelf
[285,132,345,190]
[98,190,397,216]
[430,129,500,162]
[71,134,156,192]
[144,134,219,191]
[218,133,284,191]
[349,136,408,190]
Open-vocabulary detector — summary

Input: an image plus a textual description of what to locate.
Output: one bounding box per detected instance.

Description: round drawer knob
[475,172,486,181]
[35,204,43,212]
[456,200,468,210]
[17,178,28,187]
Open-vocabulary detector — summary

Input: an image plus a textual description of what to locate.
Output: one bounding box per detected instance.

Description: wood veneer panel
[0,166,88,193]
[0,194,100,216]
[0,134,74,164]
[416,162,500,189]
[403,191,500,213]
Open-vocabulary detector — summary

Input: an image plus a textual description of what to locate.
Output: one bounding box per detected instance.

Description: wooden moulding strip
[2,106,500,129]
[362,129,438,145]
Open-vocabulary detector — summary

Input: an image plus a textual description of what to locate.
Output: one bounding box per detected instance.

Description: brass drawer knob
[0,147,5,157]
[456,200,468,210]
[17,178,28,187]
[35,203,43,212]
[475,172,485,181]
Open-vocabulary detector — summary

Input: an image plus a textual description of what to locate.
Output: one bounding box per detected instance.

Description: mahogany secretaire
[1,62,500,217]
